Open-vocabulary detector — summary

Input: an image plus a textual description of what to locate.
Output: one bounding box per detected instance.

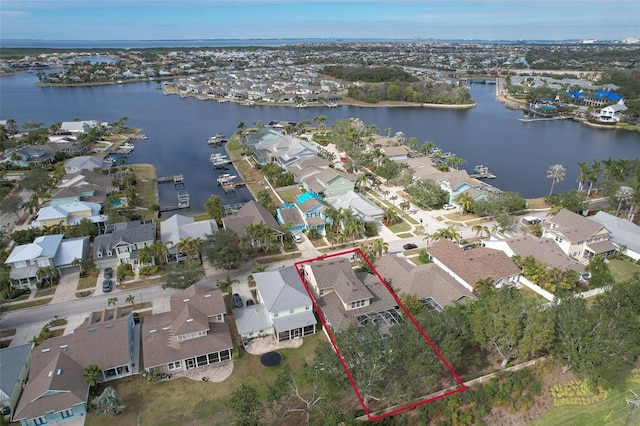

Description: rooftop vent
[42,348,51,353]
[59,344,68,349]
[186,318,194,322]
[183,298,190,302]
[57,369,62,375]
[204,294,212,298]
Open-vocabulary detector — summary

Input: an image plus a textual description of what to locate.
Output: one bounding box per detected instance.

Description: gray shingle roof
[0,343,31,401]
[548,209,608,243]
[255,266,311,313]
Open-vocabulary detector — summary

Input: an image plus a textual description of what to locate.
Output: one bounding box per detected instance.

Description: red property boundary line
[293,248,466,421]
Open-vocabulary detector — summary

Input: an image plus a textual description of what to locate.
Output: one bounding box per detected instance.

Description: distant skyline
[1,1,638,42]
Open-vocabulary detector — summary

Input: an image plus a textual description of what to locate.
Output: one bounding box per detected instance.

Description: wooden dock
[155,174,184,185]
[469,165,496,179]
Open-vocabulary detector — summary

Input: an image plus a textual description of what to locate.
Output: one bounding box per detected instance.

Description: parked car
[442,204,456,210]
[246,299,255,307]
[232,293,243,308]
[102,279,112,293]
[403,243,418,250]
[293,234,303,244]
[103,267,113,279]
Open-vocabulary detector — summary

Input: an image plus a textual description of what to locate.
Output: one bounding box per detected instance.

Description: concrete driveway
[50,271,80,304]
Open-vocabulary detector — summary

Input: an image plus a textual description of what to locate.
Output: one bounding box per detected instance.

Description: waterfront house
[59,120,109,134]
[5,235,89,289]
[373,254,476,309]
[1,146,55,168]
[276,205,306,233]
[222,201,284,246]
[12,307,135,426]
[30,201,107,229]
[589,211,640,261]
[92,220,156,271]
[428,239,521,293]
[590,99,627,124]
[541,209,616,260]
[51,169,114,206]
[142,283,232,373]
[287,157,331,182]
[63,155,108,174]
[0,344,32,423]
[300,256,400,332]
[235,266,317,344]
[160,213,218,263]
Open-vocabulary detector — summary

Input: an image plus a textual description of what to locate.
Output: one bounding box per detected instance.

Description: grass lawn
[117,276,164,290]
[191,212,211,221]
[255,253,301,264]
[7,298,52,311]
[387,221,411,233]
[130,164,158,220]
[278,187,303,203]
[608,258,640,283]
[396,232,414,239]
[76,290,94,298]
[77,274,98,290]
[530,381,640,426]
[35,286,57,298]
[86,333,323,426]
[410,257,425,265]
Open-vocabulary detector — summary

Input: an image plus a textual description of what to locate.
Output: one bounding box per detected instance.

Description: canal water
[1,72,639,212]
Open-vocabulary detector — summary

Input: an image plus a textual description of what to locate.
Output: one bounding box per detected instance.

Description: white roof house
[329,190,384,222]
[64,156,107,174]
[160,214,218,261]
[590,211,640,261]
[59,120,108,134]
[31,201,106,228]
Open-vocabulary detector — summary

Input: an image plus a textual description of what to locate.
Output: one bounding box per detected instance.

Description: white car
[443,204,456,210]
[293,234,303,243]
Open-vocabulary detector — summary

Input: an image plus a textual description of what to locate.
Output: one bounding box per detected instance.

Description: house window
[107,250,112,256]
[216,314,223,322]
[97,252,102,258]
[15,261,27,268]
[37,259,49,267]
[351,300,365,309]
[61,409,73,418]
[167,361,181,371]
[34,417,48,425]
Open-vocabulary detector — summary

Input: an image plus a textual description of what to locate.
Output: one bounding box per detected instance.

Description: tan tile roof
[374,254,476,305]
[548,209,608,243]
[223,200,283,237]
[278,207,304,226]
[13,352,88,422]
[503,235,585,272]
[142,284,232,369]
[305,257,373,303]
[428,239,520,288]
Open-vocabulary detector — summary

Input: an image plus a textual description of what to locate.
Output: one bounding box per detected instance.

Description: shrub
[550,379,610,407]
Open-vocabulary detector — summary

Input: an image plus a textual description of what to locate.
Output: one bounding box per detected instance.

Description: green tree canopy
[203,229,256,270]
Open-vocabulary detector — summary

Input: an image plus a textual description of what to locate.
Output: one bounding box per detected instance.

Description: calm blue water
[1,72,639,212]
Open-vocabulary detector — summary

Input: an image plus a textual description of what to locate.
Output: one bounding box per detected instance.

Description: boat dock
[159,191,190,214]
[155,174,185,185]
[220,180,254,194]
[519,116,569,123]
[469,165,496,179]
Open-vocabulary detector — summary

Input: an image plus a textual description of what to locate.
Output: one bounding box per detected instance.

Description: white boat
[120,142,135,150]
[217,174,236,183]
[210,153,228,161]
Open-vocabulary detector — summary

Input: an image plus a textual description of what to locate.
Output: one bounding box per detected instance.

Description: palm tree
[370,238,389,258]
[107,297,118,307]
[576,161,589,192]
[248,265,268,286]
[587,160,601,196]
[614,186,634,216]
[355,174,369,193]
[408,137,418,151]
[453,192,474,214]
[547,164,566,196]
[236,121,246,135]
[36,266,58,288]
[216,274,239,295]
[474,277,495,296]
[125,294,136,307]
[384,127,392,138]
[137,246,153,267]
[390,195,398,206]
[472,224,490,239]
[175,237,193,261]
[150,241,171,266]
[83,364,102,388]
[399,200,411,217]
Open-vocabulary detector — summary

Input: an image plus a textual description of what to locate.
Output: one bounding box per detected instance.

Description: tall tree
[229,383,264,426]
[83,364,102,388]
[203,229,256,270]
[161,261,205,290]
[614,185,634,216]
[204,195,224,225]
[0,194,23,220]
[547,164,567,196]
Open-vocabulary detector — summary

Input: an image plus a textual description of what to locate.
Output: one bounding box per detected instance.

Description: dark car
[246,299,255,307]
[232,293,243,308]
[403,243,418,250]
[103,267,113,279]
[102,279,112,292]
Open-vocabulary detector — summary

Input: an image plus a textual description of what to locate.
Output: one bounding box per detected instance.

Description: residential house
[30,201,107,229]
[1,146,55,168]
[300,256,399,332]
[235,266,317,344]
[542,209,616,259]
[379,144,408,162]
[59,120,109,134]
[222,201,284,246]
[142,283,232,373]
[589,211,640,261]
[276,205,306,234]
[329,190,384,223]
[428,239,521,292]
[291,192,329,235]
[52,169,115,205]
[5,235,89,289]
[63,155,108,174]
[482,235,585,273]
[286,156,330,182]
[93,220,156,270]
[374,254,476,310]
[302,168,355,198]
[0,344,32,422]
[160,213,218,263]
[591,100,627,124]
[12,307,135,426]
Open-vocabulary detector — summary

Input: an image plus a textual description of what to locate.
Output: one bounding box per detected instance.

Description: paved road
[1,285,173,330]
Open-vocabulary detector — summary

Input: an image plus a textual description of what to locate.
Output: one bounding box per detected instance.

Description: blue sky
[1,0,638,41]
